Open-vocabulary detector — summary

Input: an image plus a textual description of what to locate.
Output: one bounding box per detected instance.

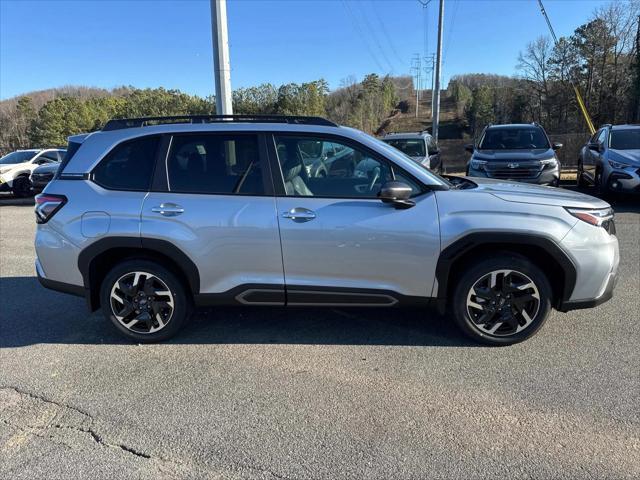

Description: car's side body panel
[275,192,440,298]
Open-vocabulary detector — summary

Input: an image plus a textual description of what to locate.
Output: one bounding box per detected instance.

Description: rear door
[140,132,285,303]
[269,133,440,305]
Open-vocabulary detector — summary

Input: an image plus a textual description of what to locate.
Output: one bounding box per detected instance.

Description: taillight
[35,194,67,224]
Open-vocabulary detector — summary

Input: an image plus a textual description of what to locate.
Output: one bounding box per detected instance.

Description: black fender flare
[434,232,577,313]
[77,236,200,294]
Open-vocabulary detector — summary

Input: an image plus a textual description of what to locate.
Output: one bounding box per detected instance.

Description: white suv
[0,149,66,197]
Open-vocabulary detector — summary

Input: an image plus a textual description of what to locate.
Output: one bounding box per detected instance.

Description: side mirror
[464,144,474,153]
[428,148,440,156]
[552,142,563,150]
[588,142,602,152]
[378,181,415,209]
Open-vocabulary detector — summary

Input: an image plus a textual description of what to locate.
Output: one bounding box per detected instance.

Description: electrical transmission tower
[411,54,422,118]
[423,53,435,120]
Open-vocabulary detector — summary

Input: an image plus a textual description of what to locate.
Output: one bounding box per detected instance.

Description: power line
[442,0,460,65]
[352,0,396,72]
[369,0,405,67]
[341,0,386,72]
[536,0,595,134]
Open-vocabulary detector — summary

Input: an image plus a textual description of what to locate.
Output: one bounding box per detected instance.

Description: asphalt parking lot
[0,192,638,479]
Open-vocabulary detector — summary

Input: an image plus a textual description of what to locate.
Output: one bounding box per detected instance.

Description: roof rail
[102,114,338,131]
[600,123,612,129]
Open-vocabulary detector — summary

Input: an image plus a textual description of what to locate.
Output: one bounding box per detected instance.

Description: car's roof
[381,132,430,140]
[610,124,640,130]
[486,124,543,130]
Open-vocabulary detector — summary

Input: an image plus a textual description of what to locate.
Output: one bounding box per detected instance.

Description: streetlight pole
[432,0,444,141]
[211,0,233,114]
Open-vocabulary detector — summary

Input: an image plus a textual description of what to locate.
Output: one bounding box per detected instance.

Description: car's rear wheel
[452,254,552,346]
[12,176,33,197]
[577,160,586,188]
[100,260,192,342]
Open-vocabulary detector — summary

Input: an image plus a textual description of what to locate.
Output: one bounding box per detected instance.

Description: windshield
[384,139,426,157]
[610,129,640,150]
[479,127,549,150]
[0,151,37,165]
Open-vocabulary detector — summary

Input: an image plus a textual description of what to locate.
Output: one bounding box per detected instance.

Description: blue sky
[0,0,611,100]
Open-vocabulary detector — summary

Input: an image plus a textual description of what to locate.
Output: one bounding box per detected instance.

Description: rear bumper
[36,258,89,302]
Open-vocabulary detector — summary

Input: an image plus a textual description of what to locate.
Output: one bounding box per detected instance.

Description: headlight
[540,158,558,168]
[566,207,614,228]
[608,159,630,169]
[470,159,487,170]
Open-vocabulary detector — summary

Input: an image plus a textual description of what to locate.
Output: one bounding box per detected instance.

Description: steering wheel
[299,149,311,160]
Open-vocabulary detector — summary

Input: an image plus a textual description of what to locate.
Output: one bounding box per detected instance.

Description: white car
[0,149,66,197]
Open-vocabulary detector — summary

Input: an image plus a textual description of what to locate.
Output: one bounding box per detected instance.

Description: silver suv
[381,131,443,174]
[35,115,619,346]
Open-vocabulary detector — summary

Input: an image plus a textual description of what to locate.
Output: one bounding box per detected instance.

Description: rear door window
[166,134,265,195]
[92,136,159,191]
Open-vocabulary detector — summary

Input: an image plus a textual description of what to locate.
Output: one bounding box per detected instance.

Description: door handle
[151,203,184,217]
[282,207,316,222]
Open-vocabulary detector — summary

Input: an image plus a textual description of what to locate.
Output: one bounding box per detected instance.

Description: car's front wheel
[100,260,192,342]
[452,254,552,346]
[12,176,33,197]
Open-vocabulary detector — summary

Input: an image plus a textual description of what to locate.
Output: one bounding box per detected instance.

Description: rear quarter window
[92,136,159,191]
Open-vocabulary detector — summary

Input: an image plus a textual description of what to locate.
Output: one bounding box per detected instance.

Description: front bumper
[468,165,559,185]
[558,270,617,311]
[605,166,640,193]
[0,177,12,192]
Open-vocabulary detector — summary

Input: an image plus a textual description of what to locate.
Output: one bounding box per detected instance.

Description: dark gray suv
[465,124,562,186]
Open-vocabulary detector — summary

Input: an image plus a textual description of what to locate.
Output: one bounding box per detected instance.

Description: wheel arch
[78,237,200,311]
[435,232,577,313]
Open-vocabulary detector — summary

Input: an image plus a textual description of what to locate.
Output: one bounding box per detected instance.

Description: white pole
[432,0,444,141]
[211,0,233,114]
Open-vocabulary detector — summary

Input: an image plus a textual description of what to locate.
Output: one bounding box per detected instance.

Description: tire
[451,253,552,346]
[577,160,586,188]
[12,176,33,198]
[100,260,192,342]
[594,168,608,198]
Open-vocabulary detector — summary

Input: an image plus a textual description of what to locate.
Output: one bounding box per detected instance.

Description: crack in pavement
[0,386,151,460]
[1,387,296,479]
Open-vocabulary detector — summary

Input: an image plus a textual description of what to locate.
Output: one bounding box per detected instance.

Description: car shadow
[0,276,477,348]
[0,193,35,206]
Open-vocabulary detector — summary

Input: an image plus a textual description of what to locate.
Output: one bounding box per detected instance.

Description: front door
[140,132,285,304]
[270,133,440,305]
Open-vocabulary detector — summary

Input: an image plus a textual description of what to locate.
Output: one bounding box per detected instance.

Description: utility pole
[432,0,444,141]
[211,0,233,115]
[635,14,640,122]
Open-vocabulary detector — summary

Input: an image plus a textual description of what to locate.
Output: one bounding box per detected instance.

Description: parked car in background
[293,139,357,178]
[30,162,62,193]
[36,115,618,346]
[465,123,562,186]
[381,131,443,174]
[578,124,640,195]
[0,148,66,197]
